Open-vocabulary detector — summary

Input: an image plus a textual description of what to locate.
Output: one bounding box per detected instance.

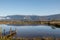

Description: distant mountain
[0,14,60,21]
[0,16,6,20]
[6,15,40,21]
[43,14,60,21]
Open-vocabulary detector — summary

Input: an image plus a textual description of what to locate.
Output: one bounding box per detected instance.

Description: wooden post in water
[14,28,17,39]
[0,27,2,39]
[15,28,17,34]
[10,27,12,35]
[3,29,5,36]
[0,27,2,36]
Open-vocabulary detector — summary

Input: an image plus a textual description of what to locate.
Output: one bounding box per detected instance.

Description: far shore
[0,20,60,27]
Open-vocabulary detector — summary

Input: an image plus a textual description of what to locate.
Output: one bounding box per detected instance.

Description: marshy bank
[0,20,60,26]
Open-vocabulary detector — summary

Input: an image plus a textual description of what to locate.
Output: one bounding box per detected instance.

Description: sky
[0,0,60,16]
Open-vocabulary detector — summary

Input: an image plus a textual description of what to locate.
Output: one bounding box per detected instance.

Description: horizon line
[0,13,60,17]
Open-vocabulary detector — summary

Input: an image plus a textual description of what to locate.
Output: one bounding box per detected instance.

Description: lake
[0,24,60,38]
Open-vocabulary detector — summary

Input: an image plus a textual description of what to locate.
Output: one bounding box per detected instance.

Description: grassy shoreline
[0,20,60,26]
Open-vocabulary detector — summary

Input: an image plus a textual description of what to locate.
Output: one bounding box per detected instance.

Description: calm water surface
[0,24,60,38]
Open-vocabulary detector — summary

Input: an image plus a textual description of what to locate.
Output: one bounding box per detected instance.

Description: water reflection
[7,24,60,29]
[50,25,60,29]
[6,24,39,26]
[54,26,60,28]
[0,24,60,38]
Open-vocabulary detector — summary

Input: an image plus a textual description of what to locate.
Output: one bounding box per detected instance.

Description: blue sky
[0,0,60,16]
